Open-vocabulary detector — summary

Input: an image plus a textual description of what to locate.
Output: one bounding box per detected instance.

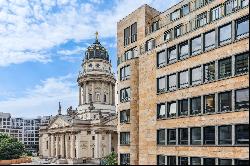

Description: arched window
[104,94,107,103]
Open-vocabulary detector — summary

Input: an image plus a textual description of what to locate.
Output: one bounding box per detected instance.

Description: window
[96,93,101,101]
[171,9,181,21]
[120,88,131,102]
[225,0,238,15]
[120,110,130,123]
[219,91,232,112]
[182,4,190,16]
[191,97,201,115]
[204,62,216,82]
[191,66,202,85]
[168,46,177,63]
[120,66,131,81]
[219,23,232,45]
[157,129,166,145]
[195,0,214,9]
[179,99,188,116]
[191,36,202,55]
[179,128,188,145]
[191,157,201,165]
[235,124,249,144]
[157,77,166,93]
[197,12,207,28]
[104,94,107,103]
[204,30,216,50]
[191,127,201,145]
[219,125,232,145]
[124,50,133,61]
[179,41,189,60]
[167,156,176,165]
[211,6,222,21]
[204,94,215,114]
[235,52,249,75]
[235,88,249,110]
[174,25,182,38]
[167,102,177,118]
[120,154,130,165]
[164,30,172,41]
[167,74,177,91]
[120,132,130,145]
[235,159,249,165]
[131,23,137,43]
[167,129,176,145]
[179,157,188,165]
[241,0,249,7]
[157,50,167,67]
[179,70,189,88]
[151,21,159,33]
[219,58,232,79]
[219,159,232,165]
[145,39,155,51]
[157,103,166,119]
[204,126,215,145]
[204,158,216,165]
[157,155,166,165]
[236,16,249,39]
[124,27,130,46]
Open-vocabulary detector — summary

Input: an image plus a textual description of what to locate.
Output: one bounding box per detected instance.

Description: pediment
[48,117,71,129]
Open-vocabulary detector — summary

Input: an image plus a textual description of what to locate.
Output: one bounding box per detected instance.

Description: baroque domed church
[39,33,117,164]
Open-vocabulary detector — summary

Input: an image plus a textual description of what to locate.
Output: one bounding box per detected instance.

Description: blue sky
[0,0,180,118]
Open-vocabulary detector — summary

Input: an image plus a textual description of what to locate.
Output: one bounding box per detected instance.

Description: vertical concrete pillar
[61,134,65,158]
[48,135,51,157]
[232,125,236,145]
[95,133,100,158]
[51,134,55,157]
[109,84,112,105]
[215,93,219,113]
[71,134,76,159]
[215,126,219,145]
[108,133,112,154]
[56,135,59,158]
[79,87,82,106]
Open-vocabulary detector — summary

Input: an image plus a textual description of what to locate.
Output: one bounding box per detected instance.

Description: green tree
[0,133,25,160]
[102,152,118,165]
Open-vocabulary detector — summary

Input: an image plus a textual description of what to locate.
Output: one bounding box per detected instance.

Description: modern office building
[117,0,249,165]
[0,112,50,153]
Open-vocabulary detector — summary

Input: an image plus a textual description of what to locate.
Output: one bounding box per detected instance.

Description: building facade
[39,35,118,164]
[117,0,249,165]
[0,112,49,153]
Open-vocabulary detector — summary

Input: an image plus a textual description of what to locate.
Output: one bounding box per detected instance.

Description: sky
[0,0,180,118]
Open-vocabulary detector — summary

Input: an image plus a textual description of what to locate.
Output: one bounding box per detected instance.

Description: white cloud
[0,0,180,67]
[0,74,78,118]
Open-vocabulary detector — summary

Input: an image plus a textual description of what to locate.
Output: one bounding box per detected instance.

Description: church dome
[85,32,109,61]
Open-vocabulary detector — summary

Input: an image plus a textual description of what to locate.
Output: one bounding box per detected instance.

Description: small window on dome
[96,64,100,68]
[89,64,93,68]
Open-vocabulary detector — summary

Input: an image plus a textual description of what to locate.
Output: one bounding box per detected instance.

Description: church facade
[39,34,117,164]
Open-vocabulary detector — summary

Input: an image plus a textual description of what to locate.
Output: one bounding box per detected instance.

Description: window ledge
[120,122,131,125]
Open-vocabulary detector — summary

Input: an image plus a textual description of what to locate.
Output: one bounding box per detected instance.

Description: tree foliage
[0,133,25,160]
[102,152,118,165]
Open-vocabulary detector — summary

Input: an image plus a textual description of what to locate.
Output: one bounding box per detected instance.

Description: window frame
[157,76,167,93]
[157,129,166,145]
[191,127,202,145]
[178,99,189,117]
[204,62,216,83]
[191,35,202,56]
[167,74,177,91]
[179,128,189,145]
[204,94,215,114]
[120,132,130,145]
[179,41,189,60]
[167,46,177,64]
[167,101,177,118]
[178,70,189,88]
[204,126,216,145]
[235,124,249,145]
[219,125,232,145]
[157,50,167,68]
[190,97,202,115]
[157,103,166,119]
[219,23,232,45]
[236,16,250,39]
[219,91,232,113]
[120,87,131,103]
[204,30,216,51]
[219,57,232,79]
[120,154,130,165]
[131,22,137,43]
[235,88,249,111]
[235,52,249,75]
[167,129,177,145]
[120,110,130,124]
[211,5,222,21]
[191,66,202,86]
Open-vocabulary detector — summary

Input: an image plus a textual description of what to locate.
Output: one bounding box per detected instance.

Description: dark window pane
[157,50,167,67]
[120,110,130,123]
[157,129,166,145]
[167,156,176,165]
[167,102,177,118]
[225,0,238,15]
[157,77,166,93]
[157,155,166,165]
[219,24,232,45]
[171,9,181,21]
[197,12,207,28]
[191,127,201,145]
[191,36,202,55]
[204,158,216,165]
[235,159,249,165]
[179,41,189,60]
[219,159,232,165]
[191,157,201,165]
[164,30,172,41]
[219,126,232,145]
[211,6,222,21]
[168,74,177,91]
[179,71,189,88]
[219,91,232,112]
[179,99,188,116]
[235,88,249,110]
[182,4,190,16]
[191,97,201,115]
[204,126,215,145]
[124,27,130,46]
[235,53,249,75]
[236,16,249,39]
[236,124,249,144]
[120,132,130,145]
[204,94,215,114]
[241,0,249,7]
[179,157,188,165]
[120,88,131,102]
[120,154,130,165]
[151,21,159,32]
[168,46,177,63]
[157,103,166,119]
[191,66,202,85]
[204,62,216,82]
[179,128,188,145]
[175,25,182,38]
[131,23,137,43]
[167,129,176,145]
[219,58,232,79]
[205,30,216,50]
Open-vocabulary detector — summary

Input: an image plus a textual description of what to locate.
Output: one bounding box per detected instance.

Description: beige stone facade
[117,0,249,165]
[39,36,118,164]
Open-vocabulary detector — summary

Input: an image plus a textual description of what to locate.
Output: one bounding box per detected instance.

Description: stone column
[109,84,112,105]
[51,134,55,157]
[92,82,95,102]
[61,134,65,158]
[48,135,51,157]
[56,135,59,158]
[95,133,100,159]
[83,83,86,104]
[101,82,104,103]
[108,133,112,154]
[71,134,76,159]
[86,83,89,103]
[66,134,70,159]
[79,87,82,106]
